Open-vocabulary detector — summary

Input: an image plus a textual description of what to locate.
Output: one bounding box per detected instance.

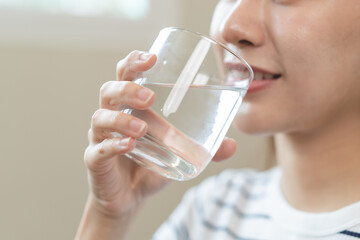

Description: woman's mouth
[253,72,281,81]
[247,66,281,94]
[225,62,281,93]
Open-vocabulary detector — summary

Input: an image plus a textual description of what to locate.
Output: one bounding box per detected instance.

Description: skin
[76,0,360,239]
[211,0,360,211]
[75,52,236,240]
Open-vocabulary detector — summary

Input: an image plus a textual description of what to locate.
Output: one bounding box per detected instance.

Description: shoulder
[194,167,278,200]
[214,167,276,185]
[177,167,279,217]
[176,168,277,236]
[152,168,278,239]
[164,167,279,220]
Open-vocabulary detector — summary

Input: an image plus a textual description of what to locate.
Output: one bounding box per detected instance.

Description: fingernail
[117,138,130,148]
[137,88,154,102]
[129,119,146,133]
[139,52,153,62]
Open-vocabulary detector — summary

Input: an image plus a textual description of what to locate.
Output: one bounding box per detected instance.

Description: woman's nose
[219,0,265,48]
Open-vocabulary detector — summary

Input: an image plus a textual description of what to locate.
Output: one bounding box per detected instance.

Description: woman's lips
[244,65,281,94]
[225,62,281,93]
[247,79,277,93]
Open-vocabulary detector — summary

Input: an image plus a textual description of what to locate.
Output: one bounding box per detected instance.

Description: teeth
[229,70,281,81]
[230,69,248,79]
[264,74,273,79]
[253,72,280,80]
[254,72,264,80]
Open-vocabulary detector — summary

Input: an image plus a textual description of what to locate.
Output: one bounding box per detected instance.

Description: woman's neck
[275,114,360,212]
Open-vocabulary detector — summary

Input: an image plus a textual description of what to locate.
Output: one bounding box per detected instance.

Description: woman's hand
[76,50,237,240]
[84,51,171,219]
[213,137,237,162]
[84,50,237,215]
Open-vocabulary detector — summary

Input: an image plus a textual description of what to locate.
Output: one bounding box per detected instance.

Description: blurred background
[0,0,269,239]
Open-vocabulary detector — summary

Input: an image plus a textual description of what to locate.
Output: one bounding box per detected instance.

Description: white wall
[0,1,269,239]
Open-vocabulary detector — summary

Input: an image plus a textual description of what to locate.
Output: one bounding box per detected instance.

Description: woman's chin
[232,116,278,137]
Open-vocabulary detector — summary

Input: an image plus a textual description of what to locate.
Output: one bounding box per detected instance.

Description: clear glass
[121,27,253,181]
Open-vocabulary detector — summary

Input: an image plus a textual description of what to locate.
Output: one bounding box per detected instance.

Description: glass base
[125,134,198,181]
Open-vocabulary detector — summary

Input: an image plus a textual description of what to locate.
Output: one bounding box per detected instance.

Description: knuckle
[110,140,121,153]
[109,111,122,126]
[128,50,141,60]
[116,50,140,77]
[99,81,113,98]
[83,144,104,170]
[87,129,93,141]
[84,156,95,171]
[117,81,132,95]
[91,109,104,126]
[116,59,126,78]
[83,145,93,165]
[116,58,125,70]
[111,81,133,107]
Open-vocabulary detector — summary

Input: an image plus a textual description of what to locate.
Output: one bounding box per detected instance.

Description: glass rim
[160,27,254,82]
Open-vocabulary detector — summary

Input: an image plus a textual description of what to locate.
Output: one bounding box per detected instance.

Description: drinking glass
[121,27,253,181]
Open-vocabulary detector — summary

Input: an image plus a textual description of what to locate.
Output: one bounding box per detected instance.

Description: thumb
[212,137,237,162]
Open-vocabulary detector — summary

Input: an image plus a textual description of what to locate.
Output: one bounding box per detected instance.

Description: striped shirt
[152,168,360,240]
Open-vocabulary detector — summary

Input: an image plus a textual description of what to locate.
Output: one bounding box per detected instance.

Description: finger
[91,109,147,143]
[212,137,237,162]
[99,80,155,110]
[84,137,136,171]
[116,50,157,82]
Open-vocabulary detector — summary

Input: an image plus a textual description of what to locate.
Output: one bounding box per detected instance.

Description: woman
[76,0,360,239]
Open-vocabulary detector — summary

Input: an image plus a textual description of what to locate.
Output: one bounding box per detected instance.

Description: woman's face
[211,0,360,135]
